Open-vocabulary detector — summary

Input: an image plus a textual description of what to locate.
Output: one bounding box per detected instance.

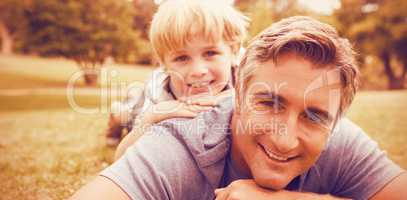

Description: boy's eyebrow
[169,50,187,57]
[202,45,219,50]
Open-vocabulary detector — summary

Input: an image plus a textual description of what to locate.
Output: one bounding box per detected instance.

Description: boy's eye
[204,50,218,57]
[173,55,189,62]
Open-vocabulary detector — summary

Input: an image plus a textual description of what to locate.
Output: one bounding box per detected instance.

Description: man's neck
[230,113,252,178]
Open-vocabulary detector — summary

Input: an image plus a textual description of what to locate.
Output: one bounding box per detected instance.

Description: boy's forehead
[166,36,226,54]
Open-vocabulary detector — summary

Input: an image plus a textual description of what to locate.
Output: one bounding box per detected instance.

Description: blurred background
[0,0,406,199]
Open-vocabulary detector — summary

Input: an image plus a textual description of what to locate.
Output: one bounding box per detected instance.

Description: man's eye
[303,112,329,126]
[173,55,189,62]
[306,113,323,124]
[256,100,284,112]
[204,50,218,57]
[258,100,275,107]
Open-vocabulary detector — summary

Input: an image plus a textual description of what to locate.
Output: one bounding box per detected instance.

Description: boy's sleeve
[99,125,205,200]
[329,119,404,200]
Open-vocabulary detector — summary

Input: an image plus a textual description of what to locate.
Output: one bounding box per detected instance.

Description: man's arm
[214,179,351,200]
[370,172,407,200]
[69,176,130,200]
[71,124,205,200]
[215,175,407,200]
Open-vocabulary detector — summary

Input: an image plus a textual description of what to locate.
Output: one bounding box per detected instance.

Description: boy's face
[162,36,235,98]
[231,53,342,190]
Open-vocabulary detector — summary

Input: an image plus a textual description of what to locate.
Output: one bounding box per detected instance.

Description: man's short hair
[235,16,360,117]
[149,0,249,62]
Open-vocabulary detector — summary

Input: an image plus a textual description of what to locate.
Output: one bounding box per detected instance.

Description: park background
[0,0,406,199]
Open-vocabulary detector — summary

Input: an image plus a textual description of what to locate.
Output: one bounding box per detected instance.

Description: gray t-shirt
[100,98,404,200]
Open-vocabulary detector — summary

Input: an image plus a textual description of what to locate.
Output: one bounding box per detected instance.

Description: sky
[149,0,342,15]
[297,0,341,15]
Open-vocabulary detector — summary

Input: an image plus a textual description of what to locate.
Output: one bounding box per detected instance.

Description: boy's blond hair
[149,0,249,62]
[235,16,360,117]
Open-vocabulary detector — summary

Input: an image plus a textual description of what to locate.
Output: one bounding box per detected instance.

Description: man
[70,16,406,200]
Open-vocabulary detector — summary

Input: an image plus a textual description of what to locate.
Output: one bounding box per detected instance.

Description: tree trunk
[388,78,405,90]
[83,72,98,86]
[75,59,99,86]
[0,20,13,54]
[381,51,405,90]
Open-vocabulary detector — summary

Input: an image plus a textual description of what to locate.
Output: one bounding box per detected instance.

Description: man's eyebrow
[252,92,287,103]
[305,107,334,122]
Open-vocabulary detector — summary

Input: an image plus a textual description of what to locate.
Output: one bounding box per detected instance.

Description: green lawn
[347,91,407,168]
[0,54,152,89]
[0,55,406,200]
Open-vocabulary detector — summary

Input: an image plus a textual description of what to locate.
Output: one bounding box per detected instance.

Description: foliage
[14,0,141,85]
[333,0,407,89]
[23,0,137,62]
[236,0,309,41]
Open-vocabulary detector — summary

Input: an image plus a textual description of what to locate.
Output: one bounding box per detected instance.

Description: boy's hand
[182,89,234,106]
[142,100,214,125]
[142,89,234,125]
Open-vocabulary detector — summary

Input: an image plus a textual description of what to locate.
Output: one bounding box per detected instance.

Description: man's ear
[230,43,241,64]
[234,95,242,115]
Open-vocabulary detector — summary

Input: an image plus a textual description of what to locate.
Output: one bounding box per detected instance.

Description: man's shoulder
[308,118,403,199]
[317,117,365,163]
[319,118,364,151]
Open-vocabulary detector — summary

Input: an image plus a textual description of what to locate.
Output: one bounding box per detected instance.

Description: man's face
[231,53,342,190]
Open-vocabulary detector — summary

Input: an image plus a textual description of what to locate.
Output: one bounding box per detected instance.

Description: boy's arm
[114,100,214,160]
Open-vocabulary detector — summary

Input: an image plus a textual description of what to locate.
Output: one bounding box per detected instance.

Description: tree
[0,0,29,54]
[22,0,139,85]
[235,0,308,39]
[131,0,157,64]
[333,0,407,89]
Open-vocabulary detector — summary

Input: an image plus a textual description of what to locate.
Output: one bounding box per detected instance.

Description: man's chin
[253,173,292,190]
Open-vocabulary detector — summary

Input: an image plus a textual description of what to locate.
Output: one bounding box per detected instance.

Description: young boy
[107,0,249,158]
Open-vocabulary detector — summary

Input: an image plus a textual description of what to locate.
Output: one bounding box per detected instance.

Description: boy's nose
[190,60,209,77]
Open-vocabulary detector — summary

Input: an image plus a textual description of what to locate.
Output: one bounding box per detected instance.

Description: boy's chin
[185,90,213,98]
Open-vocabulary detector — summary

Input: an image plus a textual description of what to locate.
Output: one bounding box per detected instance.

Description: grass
[0,55,406,200]
[347,91,407,168]
[0,109,114,200]
[0,54,152,89]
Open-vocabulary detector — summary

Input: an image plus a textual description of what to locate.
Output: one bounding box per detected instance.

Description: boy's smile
[162,36,235,98]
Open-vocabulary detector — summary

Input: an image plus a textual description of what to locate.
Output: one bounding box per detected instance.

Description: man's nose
[189,59,209,78]
[269,114,300,153]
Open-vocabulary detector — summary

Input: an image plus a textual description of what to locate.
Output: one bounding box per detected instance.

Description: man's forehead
[248,59,341,88]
